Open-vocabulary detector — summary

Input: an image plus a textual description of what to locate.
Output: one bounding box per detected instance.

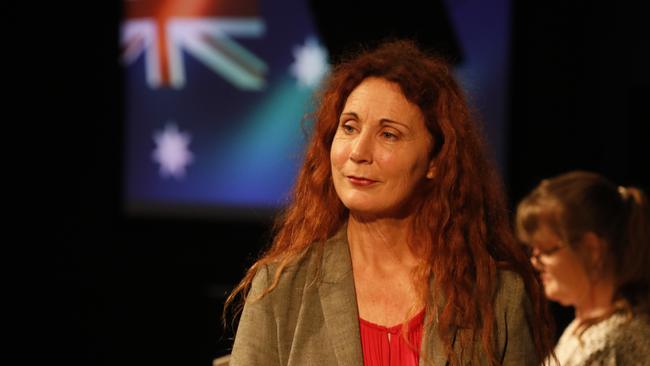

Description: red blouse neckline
[359,308,426,334]
[358,308,426,366]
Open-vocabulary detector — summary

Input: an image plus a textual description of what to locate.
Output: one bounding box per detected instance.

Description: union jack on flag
[121,0,267,89]
[123,0,329,214]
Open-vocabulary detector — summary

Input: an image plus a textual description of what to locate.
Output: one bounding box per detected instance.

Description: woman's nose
[530,253,543,271]
[350,132,373,164]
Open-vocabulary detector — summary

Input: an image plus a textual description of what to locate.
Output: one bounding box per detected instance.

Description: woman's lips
[347,176,378,186]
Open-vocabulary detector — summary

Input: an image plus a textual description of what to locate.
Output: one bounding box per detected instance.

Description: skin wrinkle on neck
[347,214,420,271]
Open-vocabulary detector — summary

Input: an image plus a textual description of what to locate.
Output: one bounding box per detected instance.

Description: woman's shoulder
[605,311,650,349]
[574,312,650,365]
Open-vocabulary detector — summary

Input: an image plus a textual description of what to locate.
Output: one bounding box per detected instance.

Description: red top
[359,309,425,366]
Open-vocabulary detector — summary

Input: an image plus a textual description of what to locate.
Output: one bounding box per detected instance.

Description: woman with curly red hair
[226,39,554,365]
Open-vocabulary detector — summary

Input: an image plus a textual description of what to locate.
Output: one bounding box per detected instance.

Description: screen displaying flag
[122,0,329,217]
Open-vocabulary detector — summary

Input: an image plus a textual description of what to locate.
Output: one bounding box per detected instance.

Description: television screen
[121,0,511,219]
[121,0,328,217]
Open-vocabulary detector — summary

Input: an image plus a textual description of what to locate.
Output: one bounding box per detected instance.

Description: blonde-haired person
[516,170,650,365]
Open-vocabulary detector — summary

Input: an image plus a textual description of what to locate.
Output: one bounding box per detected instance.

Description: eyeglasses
[524,243,568,263]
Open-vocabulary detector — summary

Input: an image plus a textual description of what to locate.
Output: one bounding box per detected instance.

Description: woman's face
[330,77,434,217]
[528,224,591,307]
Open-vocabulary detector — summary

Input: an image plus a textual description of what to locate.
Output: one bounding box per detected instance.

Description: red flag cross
[122,0,266,89]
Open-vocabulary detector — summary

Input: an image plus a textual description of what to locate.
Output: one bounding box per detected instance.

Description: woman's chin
[342,197,416,221]
[545,290,573,307]
[344,201,388,216]
[543,286,561,303]
[347,207,383,219]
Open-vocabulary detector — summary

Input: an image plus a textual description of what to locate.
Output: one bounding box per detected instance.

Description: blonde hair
[516,170,650,333]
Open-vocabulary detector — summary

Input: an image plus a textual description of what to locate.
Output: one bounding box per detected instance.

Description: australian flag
[121,0,329,216]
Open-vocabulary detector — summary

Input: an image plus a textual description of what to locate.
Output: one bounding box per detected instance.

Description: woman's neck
[347,213,420,271]
[347,213,425,324]
[574,278,617,321]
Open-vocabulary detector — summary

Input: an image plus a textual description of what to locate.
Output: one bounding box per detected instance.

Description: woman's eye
[341,124,355,134]
[382,131,398,140]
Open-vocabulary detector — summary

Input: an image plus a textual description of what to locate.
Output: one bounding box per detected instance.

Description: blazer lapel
[420,277,457,366]
[318,228,364,366]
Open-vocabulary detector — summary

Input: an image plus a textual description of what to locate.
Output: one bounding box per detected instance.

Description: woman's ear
[426,161,436,179]
[581,231,608,276]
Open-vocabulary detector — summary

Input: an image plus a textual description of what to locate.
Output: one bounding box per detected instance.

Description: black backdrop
[18,1,649,365]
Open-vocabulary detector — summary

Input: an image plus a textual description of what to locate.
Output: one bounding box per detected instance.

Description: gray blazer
[230,228,538,366]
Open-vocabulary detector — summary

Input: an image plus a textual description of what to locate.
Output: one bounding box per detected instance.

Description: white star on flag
[289,38,329,88]
[152,123,194,179]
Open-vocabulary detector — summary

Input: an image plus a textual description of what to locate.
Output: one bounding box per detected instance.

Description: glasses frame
[525,242,569,264]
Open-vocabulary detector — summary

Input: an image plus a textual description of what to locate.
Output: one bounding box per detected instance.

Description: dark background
[18,1,648,365]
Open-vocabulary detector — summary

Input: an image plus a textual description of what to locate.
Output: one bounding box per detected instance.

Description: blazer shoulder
[498,268,525,284]
[495,269,526,301]
[493,269,538,365]
[258,244,324,299]
[265,225,351,289]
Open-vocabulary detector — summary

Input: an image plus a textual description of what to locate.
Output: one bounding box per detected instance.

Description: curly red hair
[226,39,554,364]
